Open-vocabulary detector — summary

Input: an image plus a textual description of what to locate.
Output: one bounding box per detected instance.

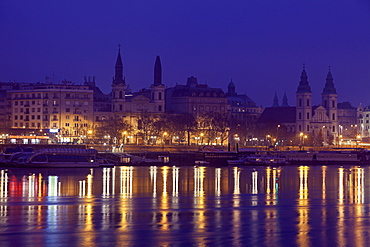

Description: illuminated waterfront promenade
[0,165,369,246]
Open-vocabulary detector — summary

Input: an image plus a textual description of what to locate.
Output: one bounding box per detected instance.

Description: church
[257,65,342,145]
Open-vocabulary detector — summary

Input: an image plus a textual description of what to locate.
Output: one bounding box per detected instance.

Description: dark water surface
[0,165,370,246]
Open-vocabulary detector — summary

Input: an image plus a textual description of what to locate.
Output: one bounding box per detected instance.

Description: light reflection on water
[0,165,370,246]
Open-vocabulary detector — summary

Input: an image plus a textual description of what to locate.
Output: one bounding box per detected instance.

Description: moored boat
[283,149,367,164]
[15,148,113,168]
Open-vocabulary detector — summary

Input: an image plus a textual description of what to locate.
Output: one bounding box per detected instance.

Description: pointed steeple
[282,91,289,107]
[272,91,279,107]
[154,56,162,86]
[113,45,125,85]
[296,64,311,93]
[322,66,337,95]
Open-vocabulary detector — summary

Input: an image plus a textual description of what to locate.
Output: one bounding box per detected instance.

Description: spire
[227,79,236,95]
[272,91,279,107]
[113,45,125,85]
[282,91,289,107]
[154,56,162,86]
[322,66,337,95]
[296,64,311,93]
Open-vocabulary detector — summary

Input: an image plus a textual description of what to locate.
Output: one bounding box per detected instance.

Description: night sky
[1,0,370,108]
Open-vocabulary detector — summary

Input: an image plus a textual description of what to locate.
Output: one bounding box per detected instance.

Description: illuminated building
[7,81,94,143]
[256,66,354,145]
[165,76,228,116]
[93,49,166,144]
[226,80,262,129]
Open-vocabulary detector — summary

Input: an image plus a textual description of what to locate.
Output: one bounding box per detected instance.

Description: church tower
[272,92,279,107]
[111,46,127,112]
[150,56,165,112]
[321,68,338,137]
[296,65,312,134]
[227,80,236,96]
[282,92,289,107]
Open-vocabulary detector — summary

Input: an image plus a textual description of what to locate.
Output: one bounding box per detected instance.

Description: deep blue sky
[1,0,370,107]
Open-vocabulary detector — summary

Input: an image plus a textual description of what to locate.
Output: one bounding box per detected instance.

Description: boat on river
[283,149,368,164]
[228,155,289,165]
[10,148,113,168]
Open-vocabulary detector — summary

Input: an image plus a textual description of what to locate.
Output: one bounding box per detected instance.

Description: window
[199,106,204,113]
[332,113,335,120]
[66,115,70,120]
[65,123,70,127]
[332,100,335,108]
[159,92,162,100]
[307,112,309,119]
[84,116,88,120]
[298,112,302,120]
[307,125,309,132]
[299,99,302,107]
[306,99,309,107]
[66,108,70,112]
[158,105,162,112]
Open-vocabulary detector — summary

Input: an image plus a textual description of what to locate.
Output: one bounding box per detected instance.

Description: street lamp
[266,134,271,149]
[162,132,168,150]
[304,135,307,147]
[123,131,127,144]
[356,134,361,147]
[339,135,343,146]
[299,132,303,146]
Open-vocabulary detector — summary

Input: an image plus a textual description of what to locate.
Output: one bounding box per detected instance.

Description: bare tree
[198,112,230,145]
[96,117,131,144]
[137,111,160,145]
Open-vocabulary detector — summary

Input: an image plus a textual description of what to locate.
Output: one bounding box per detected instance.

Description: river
[0,165,369,246]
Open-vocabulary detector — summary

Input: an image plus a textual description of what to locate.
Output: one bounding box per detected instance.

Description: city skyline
[1,1,370,107]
